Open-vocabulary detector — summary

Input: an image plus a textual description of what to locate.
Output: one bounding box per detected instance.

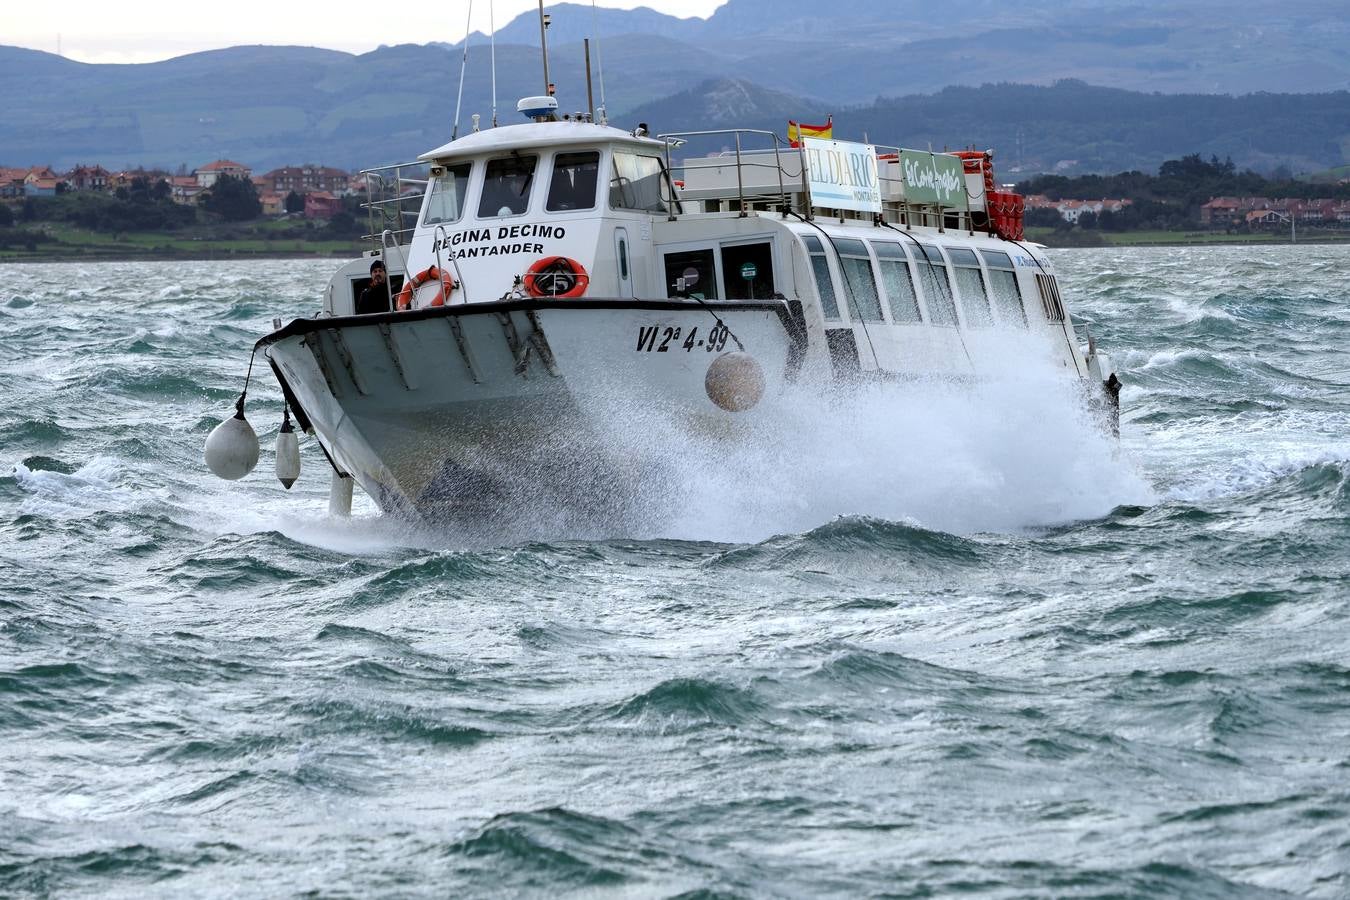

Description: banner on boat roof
[802,137,881,213]
[897,150,967,207]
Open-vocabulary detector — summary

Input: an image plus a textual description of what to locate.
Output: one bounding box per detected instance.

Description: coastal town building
[0,167,29,199]
[194,160,251,188]
[1023,195,1132,223]
[65,165,111,192]
[1202,196,1350,228]
[262,165,351,196]
[170,175,205,204]
[107,169,172,192]
[303,191,343,219]
[23,167,61,197]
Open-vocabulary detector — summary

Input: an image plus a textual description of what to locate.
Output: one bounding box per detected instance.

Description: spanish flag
[788,116,832,147]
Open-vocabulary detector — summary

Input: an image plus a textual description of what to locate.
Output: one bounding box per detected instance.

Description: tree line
[1,174,365,248]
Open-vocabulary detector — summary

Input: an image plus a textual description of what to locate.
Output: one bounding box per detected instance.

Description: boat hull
[260,298,802,527]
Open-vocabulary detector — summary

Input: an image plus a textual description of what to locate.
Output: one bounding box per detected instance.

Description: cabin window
[610,151,668,213]
[422,163,472,225]
[1035,273,1067,323]
[665,249,718,299]
[802,235,841,320]
[871,241,922,323]
[546,151,600,212]
[835,239,884,322]
[721,242,775,300]
[946,247,993,326]
[980,250,1027,326]
[913,244,958,326]
[478,154,538,218]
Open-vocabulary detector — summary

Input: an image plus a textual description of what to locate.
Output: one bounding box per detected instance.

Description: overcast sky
[10,0,729,64]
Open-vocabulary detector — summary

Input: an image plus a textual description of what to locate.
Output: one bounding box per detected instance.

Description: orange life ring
[523,256,589,299]
[395,266,456,310]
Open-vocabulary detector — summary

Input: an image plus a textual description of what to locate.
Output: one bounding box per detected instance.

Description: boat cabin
[323,115,1090,379]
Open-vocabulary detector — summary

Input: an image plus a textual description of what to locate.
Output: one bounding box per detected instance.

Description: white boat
[205,41,1119,529]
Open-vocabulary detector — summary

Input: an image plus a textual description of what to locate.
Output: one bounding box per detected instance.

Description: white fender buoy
[204,397,260,480]
[275,409,300,490]
[705,351,765,412]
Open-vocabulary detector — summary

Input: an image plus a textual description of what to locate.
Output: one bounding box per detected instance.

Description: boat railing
[1071,317,1097,356]
[359,161,428,251]
[658,129,796,217]
[658,131,977,232]
[871,144,976,233]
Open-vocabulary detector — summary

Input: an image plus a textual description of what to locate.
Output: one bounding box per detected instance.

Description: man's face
[372,267,386,283]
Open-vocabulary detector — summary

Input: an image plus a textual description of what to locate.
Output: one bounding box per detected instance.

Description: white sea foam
[11,456,136,518]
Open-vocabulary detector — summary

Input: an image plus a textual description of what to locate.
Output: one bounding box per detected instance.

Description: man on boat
[358,260,392,314]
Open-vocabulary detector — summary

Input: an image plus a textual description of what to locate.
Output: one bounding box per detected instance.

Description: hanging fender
[523,256,589,299]
[396,266,456,310]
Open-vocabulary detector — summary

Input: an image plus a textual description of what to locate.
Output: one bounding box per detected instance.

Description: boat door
[614,227,633,298]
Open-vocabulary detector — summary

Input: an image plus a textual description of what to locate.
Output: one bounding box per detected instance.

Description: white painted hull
[261,299,801,526]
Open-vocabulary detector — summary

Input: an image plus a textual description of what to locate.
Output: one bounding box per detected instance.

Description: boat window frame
[833,237,886,324]
[659,240,723,301]
[870,240,923,324]
[979,249,1028,327]
[609,148,671,214]
[544,149,602,214]
[420,161,475,227]
[476,152,540,220]
[800,233,844,322]
[911,243,959,327]
[718,235,779,302]
[945,245,994,327]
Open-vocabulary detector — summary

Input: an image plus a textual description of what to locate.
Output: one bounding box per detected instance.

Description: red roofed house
[0,167,28,199]
[1200,197,1243,226]
[303,191,343,220]
[64,165,111,192]
[1246,209,1285,228]
[24,167,61,197]
[108,169,171,192]
[170,175,205,204]
[195,159,251,188]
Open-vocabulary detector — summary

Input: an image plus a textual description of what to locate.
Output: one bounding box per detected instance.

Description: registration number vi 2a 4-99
[635,324,730,354]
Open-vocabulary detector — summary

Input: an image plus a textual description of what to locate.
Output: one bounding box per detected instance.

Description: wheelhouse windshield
[422,163,471,226]
[610,151,668,213]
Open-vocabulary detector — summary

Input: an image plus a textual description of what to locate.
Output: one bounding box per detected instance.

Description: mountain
[2,0,1349,173]
[456,3,704,47]
[469,0,1350,97]
[629,79,1350,176]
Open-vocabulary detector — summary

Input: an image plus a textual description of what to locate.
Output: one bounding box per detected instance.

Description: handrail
[359,160,427,177]
[434,224,468,301]
[358,161,429,253]
[380,230,408,308]
[659,128,792,217]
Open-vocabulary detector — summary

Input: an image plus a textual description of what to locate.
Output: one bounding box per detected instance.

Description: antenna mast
[591,0,607,124]
[490,0,498,126]
[451,0,474,140]
[538,0,551,96]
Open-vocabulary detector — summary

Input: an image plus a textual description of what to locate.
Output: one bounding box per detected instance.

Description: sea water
[1,247,1348,897]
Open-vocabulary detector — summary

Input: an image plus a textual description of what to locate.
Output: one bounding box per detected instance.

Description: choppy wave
[2,249,1350,897]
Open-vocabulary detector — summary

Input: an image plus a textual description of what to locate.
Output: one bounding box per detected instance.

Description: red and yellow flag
[788,116,833,147]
